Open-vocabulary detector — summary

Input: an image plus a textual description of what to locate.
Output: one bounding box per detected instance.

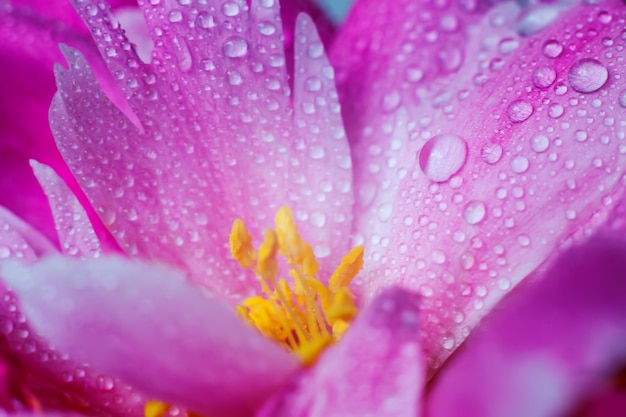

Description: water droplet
[619,91,626,108]
[226,69,243,86]
[507,100,534,123]
[405,66,424,83]
[382,91,401,112]
[518,234,531,247]
[568,59,608,93]
[418,134,468,183]
[499,38,519,54]
[464,200,486,224]
[223,36,248,58]
[378,203,393,222]
[598,10,612,24]
[531,134,549,152]
[0,246,10,259]
[481,143,503,164]
[431,250,446,264]
[96,376,115,391]
[311,212,326,228]
[307,42,324,59]
[168,9,183,23]
[542,40,563,58]
[511,156,530,173]
[548,103,564,118]
[257,21,276,36]
[532,67,556,89]
[197,12,216,28]
[575,130,588,142]
[305,76,322,92]
[222,2,240,16]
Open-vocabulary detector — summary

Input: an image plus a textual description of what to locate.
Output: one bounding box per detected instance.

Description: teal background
[315,0,353,22]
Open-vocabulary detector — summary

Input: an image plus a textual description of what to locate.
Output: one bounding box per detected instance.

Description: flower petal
[0,211,142,416]
[427,233,626,417]
[3,256,299,417]
[257,287,424,417]
[53,0,354,294]
[0,3,117,246]
[30,161,104,259]
[334,0,626,368]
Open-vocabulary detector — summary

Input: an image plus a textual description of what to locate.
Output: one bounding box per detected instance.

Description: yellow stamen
[229,219,256,269]
[230,207,364,365]
[144,401,170,417]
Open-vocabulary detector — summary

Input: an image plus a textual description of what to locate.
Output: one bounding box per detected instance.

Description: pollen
[230,206,363,366]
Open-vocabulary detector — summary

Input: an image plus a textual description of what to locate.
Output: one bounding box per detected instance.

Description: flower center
[230,206,363,366]
[144,207,363,417]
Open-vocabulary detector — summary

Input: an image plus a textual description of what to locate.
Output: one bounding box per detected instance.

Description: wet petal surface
[3,256,299,417]
[333,0,626,367]
[257,287,424,417]
[427,233,626,417]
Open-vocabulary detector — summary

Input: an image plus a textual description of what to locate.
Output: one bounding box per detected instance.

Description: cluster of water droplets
[342,0,626,368]
[52,0,354,296]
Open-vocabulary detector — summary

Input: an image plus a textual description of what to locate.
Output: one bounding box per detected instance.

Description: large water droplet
[507,100,534,123]
[418,134,468,183]
[568,59,608,93]
[223,36,248,58]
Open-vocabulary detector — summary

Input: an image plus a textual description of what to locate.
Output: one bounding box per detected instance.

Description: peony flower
[1,0,626,416]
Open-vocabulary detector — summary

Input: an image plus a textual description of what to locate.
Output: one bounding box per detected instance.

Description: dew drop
[548,103,564,118]
[418,134,468,183]
[257,21,276,36]
[222,2,240,16]
[464,200,486,225]
[307,42,324,59]
[542,40,563,58]
[532,67,556,89]
[168,9,183,23]
[511,156,530,173]
[481,143,503,164]
[568,59,608,93]
[0,246,10,259]
[223,36,248,58]
[382,91,402,112]
[197,12,216,29]
[311,212,326,228]
[574,130,588,142]
[507,100,534,123]
[531,134,549,152]
[97,376,115,391]
[378,203,393,222]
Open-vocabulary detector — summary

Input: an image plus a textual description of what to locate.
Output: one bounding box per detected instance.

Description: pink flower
[1,0,626,416]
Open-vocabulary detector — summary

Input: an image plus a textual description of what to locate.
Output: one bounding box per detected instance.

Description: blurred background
[316,0,352,22]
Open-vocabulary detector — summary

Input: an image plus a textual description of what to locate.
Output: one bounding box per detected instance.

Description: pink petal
[0,211,141,416]
[279,0,335,79]
[333,0,626,368]
[257,287,424,417]
[30,161,104,259]
[426,233,626,417]
[9,0,139,33]
[3,256,299,417]
[0,4,118,246]
[53,1,353,296]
